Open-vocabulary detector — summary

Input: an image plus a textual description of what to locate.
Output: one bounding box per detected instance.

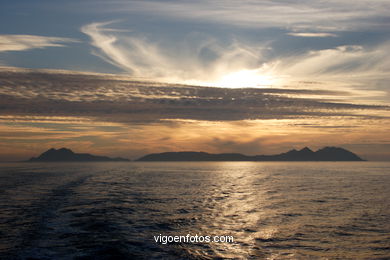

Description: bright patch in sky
[213,69,278,88]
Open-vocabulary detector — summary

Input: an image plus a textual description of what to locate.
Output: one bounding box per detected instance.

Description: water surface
[0,162,389,259]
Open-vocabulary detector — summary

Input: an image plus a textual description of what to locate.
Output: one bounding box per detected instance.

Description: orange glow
[1,116,390,161]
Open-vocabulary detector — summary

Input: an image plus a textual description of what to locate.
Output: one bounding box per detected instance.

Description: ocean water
[0,162,389,259]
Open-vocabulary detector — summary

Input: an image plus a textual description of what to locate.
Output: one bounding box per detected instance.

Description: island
[28,148,130,162]
[137,147,364,161]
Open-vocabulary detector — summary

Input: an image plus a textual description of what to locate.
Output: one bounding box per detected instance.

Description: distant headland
[137,147,364,161]
[28,146,364,162]
[28,148,129,162]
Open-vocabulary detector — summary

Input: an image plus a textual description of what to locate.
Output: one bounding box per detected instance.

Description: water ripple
[0,162,389,259]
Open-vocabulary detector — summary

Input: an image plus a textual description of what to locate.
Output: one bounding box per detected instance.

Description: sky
[0,0,390,161]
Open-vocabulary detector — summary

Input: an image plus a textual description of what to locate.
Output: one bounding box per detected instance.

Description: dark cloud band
[0,68,388,123]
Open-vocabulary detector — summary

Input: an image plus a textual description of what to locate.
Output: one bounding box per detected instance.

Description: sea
[0,162,389,259]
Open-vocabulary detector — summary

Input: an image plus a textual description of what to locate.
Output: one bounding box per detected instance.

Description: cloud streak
[287,32,338,38]
[81,21,171,76]
[0,68,388,124]
[81,21,267,83]
[276,42,390,103]
[90,0,390,32]
[0,34,78,52]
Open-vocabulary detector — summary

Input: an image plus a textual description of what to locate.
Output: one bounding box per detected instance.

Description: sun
[208,68,278,88]
[181,68,280,89]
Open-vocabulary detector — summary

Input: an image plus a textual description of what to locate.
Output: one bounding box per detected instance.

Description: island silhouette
[29,147,364,162]
[29,148,129,162]
[137,147,364,161]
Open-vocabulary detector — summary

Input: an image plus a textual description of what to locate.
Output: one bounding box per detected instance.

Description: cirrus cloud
[81,21,267,82]
[86,0,390,32]
[287,32,338,38]
[0,34,78,52]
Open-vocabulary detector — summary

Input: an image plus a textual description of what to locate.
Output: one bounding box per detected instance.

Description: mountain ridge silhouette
[137,147,364,161]
[29,148,129,162]
[28,146,364,162]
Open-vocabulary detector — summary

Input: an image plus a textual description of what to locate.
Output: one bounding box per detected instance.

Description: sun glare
[216,69,278,88]
[184,69,279,89]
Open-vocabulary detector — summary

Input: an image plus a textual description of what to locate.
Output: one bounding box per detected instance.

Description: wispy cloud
[287,32,337,38]
[80,20,390,104]
[89,0,390,31]
[276,43,390,100]
[81,21,267,82]
[81,21,169,75]
[0,34,78,52]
